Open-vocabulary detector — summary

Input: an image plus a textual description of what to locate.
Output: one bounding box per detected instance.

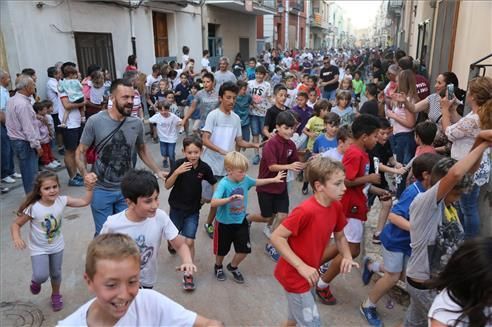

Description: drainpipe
[130,7,136,56]
[285,0,289,49]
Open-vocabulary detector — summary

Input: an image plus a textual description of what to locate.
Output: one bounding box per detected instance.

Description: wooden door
[153,12,169,57]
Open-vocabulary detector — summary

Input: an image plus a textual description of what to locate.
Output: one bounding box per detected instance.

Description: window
[74,32,115,78]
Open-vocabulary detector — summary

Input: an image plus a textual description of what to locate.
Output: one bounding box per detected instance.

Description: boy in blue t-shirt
[233,80,252,151]
[359,153,442,326]
[211,151,285,283]
[313,112,340,154]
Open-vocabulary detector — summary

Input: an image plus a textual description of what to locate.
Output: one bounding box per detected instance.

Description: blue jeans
[10,140,38,193]
[159,141,176,167]
[169,207,200,239]
[322,89,337,101]
[91,187,128,236]
[392,132,416,198]
[241,124,251,142]
[458,183,480,239]
[1,124,14,178]
[249,115,265,137]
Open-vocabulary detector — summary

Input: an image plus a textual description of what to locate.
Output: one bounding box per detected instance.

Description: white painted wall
[0,0,201,98]
[264,15,274,47]
[205,5,257,62]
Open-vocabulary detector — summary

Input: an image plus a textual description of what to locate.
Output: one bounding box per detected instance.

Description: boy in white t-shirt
[148,101,182,169]
[58,233,222,326]
[100,170,196,290]
[247,65,272,165]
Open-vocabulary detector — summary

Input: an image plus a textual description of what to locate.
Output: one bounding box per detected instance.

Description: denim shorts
[249,115,265,136]
[382,245,409,273]
[169,207,199,239]
[159,142,176,160]
[241,124,251,142]
[286,289,321,326]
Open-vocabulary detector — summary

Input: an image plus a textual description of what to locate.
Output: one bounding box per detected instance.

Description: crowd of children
[5,44,492,327]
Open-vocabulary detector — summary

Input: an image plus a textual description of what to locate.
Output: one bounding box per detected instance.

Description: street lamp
[277,3,284,13]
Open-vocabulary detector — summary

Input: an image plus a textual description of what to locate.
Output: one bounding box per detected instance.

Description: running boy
[321,125,353,162]
[404,131,491,327]
[313,112,340,154]
[211,152,285,283]
[100,170,196,290]
[234,80,252,152]
[316,114,381,305]
[271,157,358,327]
[263,84,288,139]
[58,233,222,326]
[259,111,305,262]
[165,136,216,290]
[248,65,272,164]
[359,153,442,326]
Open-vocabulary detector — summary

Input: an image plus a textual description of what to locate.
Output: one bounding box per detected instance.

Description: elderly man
[59,62,86,187]
[6,74,41,193]
[214,57,237,92]
[46,66,65,154]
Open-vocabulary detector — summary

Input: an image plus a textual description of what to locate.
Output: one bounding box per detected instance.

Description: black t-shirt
[360,99,379,117]
[264,105,287,135]
[167,158,217,213]
[319,65,340,91]
[368,142,393,189]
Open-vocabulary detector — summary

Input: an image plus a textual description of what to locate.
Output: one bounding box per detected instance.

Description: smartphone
[447,83,455,100]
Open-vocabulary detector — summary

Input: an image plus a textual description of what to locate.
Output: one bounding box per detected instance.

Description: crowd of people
[2,44,492,327]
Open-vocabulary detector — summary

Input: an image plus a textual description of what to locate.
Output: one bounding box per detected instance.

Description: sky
[335,1,380,29]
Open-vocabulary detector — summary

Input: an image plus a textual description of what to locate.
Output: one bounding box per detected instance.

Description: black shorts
[62,127,81,151]
[213,219,251,256]
[257,190,289,218]
[51,114,62,135]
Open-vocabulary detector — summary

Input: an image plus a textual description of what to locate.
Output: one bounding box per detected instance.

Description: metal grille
[74,32,116,78]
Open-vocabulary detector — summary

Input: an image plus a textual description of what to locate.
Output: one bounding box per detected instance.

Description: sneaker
[319,262,330,275]
[57,148,65,155]
[30,280,41,295]
[360,304,383,327]
[227,263,245,284]
[263,225,272,239]
[44,162,59,169]
[265,243,280,262]
[74,173,84,181]
[302,183,309,195]
[204,223,214,239]
[1,187,9,194]
[2,176,16,183]
[362,256,375,286]
[68,177,84,187]
[252,154,260,165]
[214,265,226,281]
[182,274,196,291]
[51,161,62,168]
[11,172,22,178]
[163,159,169,169]
[316,285,337,305]
[51,293,64,312]
[372,233,381,245]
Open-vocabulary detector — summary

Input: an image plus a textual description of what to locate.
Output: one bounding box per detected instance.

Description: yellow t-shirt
[305,116,325,151]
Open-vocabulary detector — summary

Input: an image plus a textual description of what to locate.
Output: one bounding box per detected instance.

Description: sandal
[30,280,41,295]
[51,293,64,311]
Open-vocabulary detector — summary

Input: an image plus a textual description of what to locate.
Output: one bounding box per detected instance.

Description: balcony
[205,0,276,15]
[387,0,403,16]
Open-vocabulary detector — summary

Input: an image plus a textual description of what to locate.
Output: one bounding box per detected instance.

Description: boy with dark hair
[404,132,491,327]
[271,157,357,327]
[259,111,305,261]
[316,114,381,305]
[182,72,218,130]
[234,80,253,151]
[263,84,288,139]
[360,83,380,117]
[313,112,340,154]
[360,153,442,326]
[352,71,365,106]
[100,170,196,290]
[201,82,259,238]
[248,65,272,164]
[246,57,257,81]
[291,91,312,141]
[415,121,437,156]
[58,233,222,326]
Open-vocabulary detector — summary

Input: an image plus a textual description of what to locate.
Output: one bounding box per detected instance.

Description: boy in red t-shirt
[271,157,357,327]
[316,114,382,305]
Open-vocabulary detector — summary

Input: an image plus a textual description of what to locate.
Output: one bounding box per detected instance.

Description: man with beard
[76,79,166,236]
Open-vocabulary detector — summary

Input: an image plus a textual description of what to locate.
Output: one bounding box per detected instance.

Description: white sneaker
[2,176,16,183]
[45,162,58,169]
[51,161,61,168]
[263,225,272,239]
[11,172,22,178]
